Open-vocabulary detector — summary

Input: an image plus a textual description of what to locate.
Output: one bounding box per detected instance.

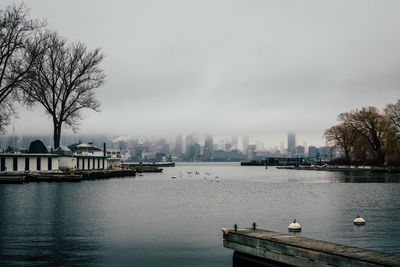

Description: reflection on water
[0,163,399,266]
[330,171,400,183]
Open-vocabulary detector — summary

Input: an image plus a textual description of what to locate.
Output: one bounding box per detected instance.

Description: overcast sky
[4,0,400,147]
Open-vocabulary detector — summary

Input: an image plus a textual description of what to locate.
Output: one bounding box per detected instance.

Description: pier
[222,227,400,267]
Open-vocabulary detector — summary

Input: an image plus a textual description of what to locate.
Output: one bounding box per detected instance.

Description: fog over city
[4,0,400,147]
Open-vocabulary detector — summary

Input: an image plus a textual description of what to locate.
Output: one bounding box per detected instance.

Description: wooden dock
[222,227,400,267]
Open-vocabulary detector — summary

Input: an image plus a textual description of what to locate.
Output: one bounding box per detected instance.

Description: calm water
[1,163,400,266]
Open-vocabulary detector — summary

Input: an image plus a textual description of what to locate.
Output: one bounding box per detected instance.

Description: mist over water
[1,163,399,266]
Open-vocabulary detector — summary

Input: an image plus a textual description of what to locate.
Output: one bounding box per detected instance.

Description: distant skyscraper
[280,141,284,154]
[287,132,296,156]
[174,135,182,154]
[242,135,249,155]
[231,136,238,150]
[204,134,213,159]
[185,133,198,155]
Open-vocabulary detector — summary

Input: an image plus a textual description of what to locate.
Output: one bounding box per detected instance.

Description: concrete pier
[222,228,400,267]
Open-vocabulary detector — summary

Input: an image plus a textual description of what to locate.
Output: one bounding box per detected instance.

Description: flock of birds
[171,171,221,183]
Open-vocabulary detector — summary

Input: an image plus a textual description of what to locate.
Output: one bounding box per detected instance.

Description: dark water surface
[1,163,400,266]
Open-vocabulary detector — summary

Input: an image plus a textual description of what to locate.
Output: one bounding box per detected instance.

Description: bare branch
[0,3,46,133]
[19,30,105,148]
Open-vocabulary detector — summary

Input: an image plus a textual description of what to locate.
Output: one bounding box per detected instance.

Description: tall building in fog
[231,136,238,150]
[185,133,199,156]
[204,134,213,159]
[242,135,249,155]
[287,132,296,156]
[174,135,182,154]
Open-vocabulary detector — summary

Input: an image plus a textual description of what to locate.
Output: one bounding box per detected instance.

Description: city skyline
[2,0,400,147]
[1,131,323,154]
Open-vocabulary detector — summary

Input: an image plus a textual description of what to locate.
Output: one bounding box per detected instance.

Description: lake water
[1,162,399,266]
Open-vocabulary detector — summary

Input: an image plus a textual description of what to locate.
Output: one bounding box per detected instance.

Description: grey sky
[4,0,400,147]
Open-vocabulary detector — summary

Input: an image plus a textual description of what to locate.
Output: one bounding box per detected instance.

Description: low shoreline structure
[240,161,265,166]
[133,166,163,173]
[276,165,400,173]
[0,169,136,184]
[122,161,175,168]
[223,227,400,267]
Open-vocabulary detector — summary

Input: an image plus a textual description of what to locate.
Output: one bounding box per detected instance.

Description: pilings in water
[223,227,400,267]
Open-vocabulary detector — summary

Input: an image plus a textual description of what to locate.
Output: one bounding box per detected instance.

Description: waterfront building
[0,140,109,172]
[212,149,242,161]
[308,146,319,158]
[295,145,305,158]
[247,145,257,161]
[58,142,108,170]
[204,134,213,159]
[242,135,249,155]
[319,146,332,161]
[0,153,59,171]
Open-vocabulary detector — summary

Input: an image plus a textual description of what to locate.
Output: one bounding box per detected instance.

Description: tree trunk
[53,121,62,150]
[344,150,351,165]
[375,149,386,166]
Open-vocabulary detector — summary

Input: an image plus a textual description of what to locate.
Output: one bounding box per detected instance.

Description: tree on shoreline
[385,100,400,138]
[324,123,357,164]
[338,107,390,165]
[19,31,105,149]
[0,3,45,133]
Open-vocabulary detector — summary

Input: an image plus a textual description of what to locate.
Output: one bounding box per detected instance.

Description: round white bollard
[353,216,366,225]
[288,220,302,232]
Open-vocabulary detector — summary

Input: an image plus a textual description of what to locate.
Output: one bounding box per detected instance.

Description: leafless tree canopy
[324,123,357,164]
[385,100,400,136]
[20,31,105,149]
[325,103,400,166]
[0,3,45,133]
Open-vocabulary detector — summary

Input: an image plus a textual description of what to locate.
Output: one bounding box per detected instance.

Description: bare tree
[384,99,400,136]
[20,31,105,149]
[0,3,45,133]
[324,123,357,164]
[338,107,390,165]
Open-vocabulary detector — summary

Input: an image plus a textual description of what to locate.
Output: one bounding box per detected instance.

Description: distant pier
[223,227,400,267]
[122,161,175,168]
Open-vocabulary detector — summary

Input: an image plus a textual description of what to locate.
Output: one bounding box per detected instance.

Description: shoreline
[0,169,136,184]
[276,165,400,173]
